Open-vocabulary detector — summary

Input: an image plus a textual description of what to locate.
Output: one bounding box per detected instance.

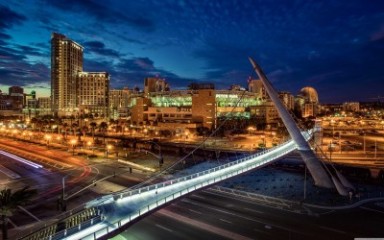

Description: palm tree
[0,186,37,240]
[62,122,69,140]
[81,125,89,139]
[71,122,79,136]
[99,122,108,144]
[90,122,97,140]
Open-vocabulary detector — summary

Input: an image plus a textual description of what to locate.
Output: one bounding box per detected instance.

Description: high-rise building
[8,86,24,110]
[278,91,295,111]
[51,33,109,117]
[248,79,268,99]
[38,97,52,116]
[51,33,83,115]
[144,77,168,95]
[296,86,320,118]
[109,87,131,119]
[77,72,110,117]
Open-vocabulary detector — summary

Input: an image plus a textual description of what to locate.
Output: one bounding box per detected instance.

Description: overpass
[19,131,313,240]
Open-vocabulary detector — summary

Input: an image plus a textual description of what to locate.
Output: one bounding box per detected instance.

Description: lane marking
[192,194,206,199]
[0,164,20,179]
[182,198,311,237]
[360,206,384,214]
[159,209,252,240]
[243,207,264,214]
[189,209,202,214]
[220,218,232,224]
[155,224,173,233]
[319,226,347,234]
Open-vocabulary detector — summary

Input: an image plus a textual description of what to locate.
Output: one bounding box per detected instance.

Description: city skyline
[1,0,384,103]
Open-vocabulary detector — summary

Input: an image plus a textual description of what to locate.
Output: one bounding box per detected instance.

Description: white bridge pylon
[248,57,334,189]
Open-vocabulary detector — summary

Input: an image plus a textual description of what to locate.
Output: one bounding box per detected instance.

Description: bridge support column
[249,57,333,188]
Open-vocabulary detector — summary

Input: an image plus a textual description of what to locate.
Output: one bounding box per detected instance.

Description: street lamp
[330,119,335,139]
[148,141,163,167]
[143,128,148,137]
[12,129,18,139]
[70,139,77,155]
[271,131,276,144]
[184,129,189,141]
[45,134,51,149]
[87,141,94,154]
[261,134,266,149]
[106,144,113,157]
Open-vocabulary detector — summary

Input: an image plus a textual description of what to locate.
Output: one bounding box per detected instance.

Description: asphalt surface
[115,189,384,240]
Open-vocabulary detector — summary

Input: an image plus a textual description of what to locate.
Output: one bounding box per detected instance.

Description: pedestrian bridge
[20,130,313,240]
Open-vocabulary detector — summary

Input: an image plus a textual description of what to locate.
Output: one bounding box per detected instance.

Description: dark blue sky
[0,0,383,103]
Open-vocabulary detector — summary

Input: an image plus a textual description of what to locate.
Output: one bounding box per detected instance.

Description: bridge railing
[81,138,297,240]
[85,130,313,208]
[74,132,311,240]
[20,130,312,240]
[110,136,296,202]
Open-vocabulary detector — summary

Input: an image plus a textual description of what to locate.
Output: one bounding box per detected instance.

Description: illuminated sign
[216,94,238,99]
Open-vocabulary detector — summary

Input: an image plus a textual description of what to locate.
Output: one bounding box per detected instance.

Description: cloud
[16,45,45,57]
[118,57,156,72]
[0,32,11,40]
[83,56,192,90]
[0,4,26,30]
[0,46,26,61]
[83,41,121,58]
[43,0,155,32]
[117,57,195,89]
[0,61,50,86]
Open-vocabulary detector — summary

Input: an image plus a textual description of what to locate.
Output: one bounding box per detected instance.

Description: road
[115,189,384,240]
[0,139,147,234]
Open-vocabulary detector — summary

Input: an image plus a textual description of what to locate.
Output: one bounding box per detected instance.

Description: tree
[90,122,97,140]
[62,122,69,140]
[0,187,37,240]
[81,125,89,139]
[99,122,108,143]
[71,122,79,136]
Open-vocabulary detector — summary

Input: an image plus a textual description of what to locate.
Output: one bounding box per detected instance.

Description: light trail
[0,150,43,169]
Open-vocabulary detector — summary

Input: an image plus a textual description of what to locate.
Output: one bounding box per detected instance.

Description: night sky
[1,0,384,103]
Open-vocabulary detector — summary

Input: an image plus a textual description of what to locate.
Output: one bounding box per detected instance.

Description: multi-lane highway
[115,189,384,240]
